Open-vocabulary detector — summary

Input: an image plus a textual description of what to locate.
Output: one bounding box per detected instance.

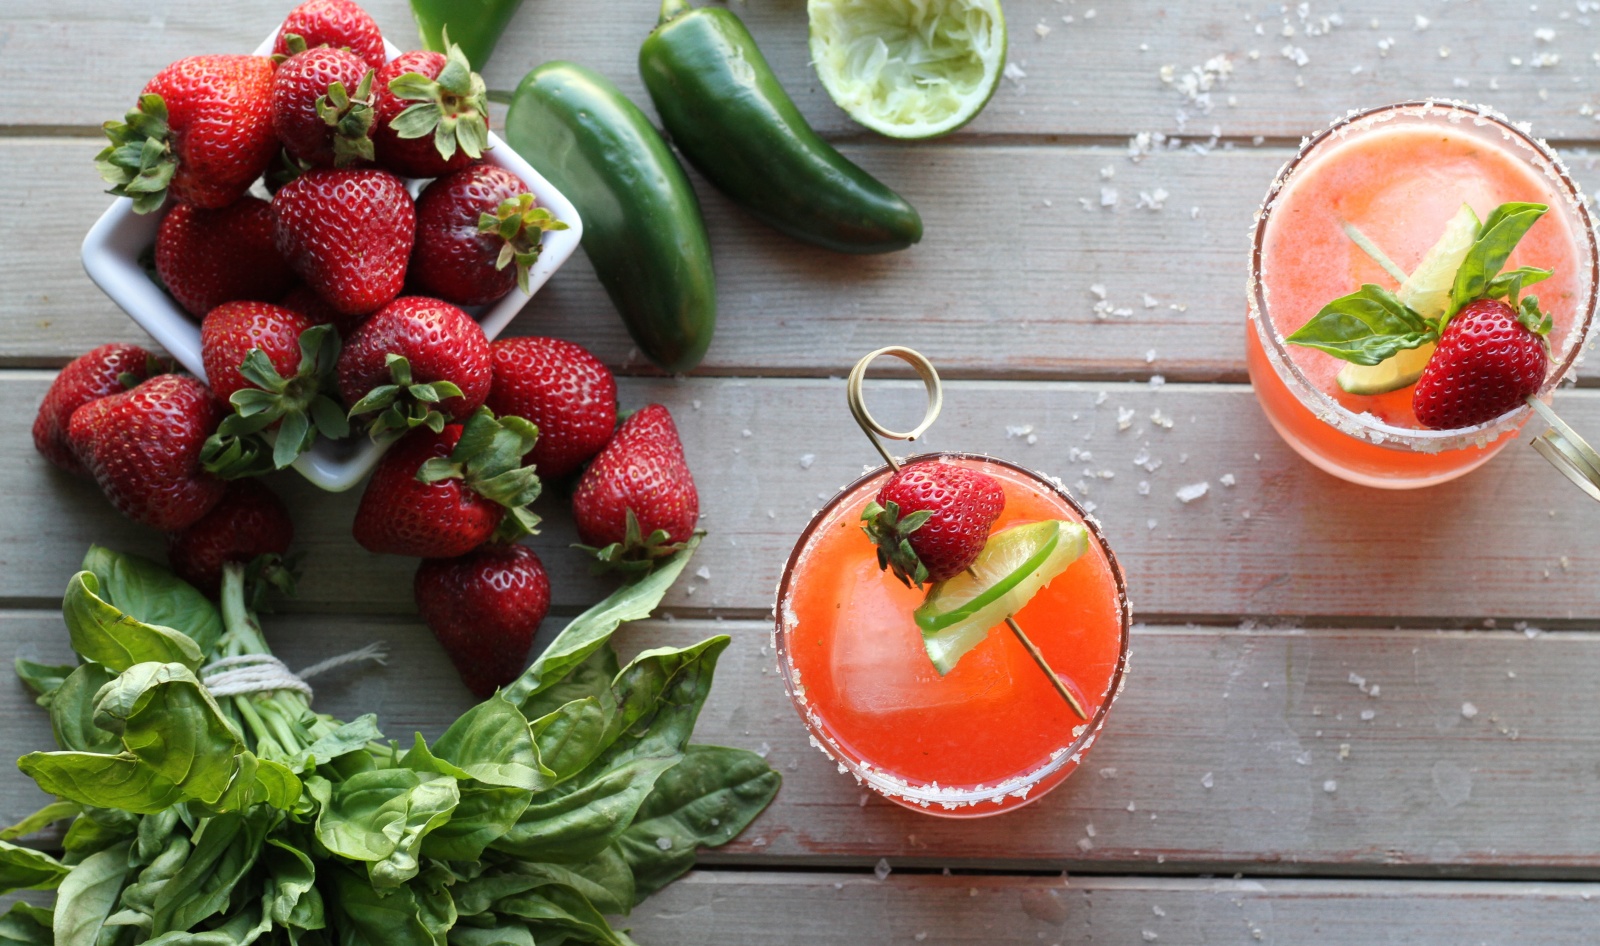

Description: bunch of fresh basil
[0,542,779,946]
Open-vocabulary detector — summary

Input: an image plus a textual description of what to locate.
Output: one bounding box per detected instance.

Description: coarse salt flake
[1176,481,1209,503]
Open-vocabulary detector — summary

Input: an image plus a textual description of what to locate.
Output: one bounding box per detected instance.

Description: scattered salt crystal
[1007,423,1036,439]
[1143,293,1159,308]
[1089,284,1108,300]
[1136,188,1170,210]
[1147,518,1158,531]
[1414,14,1429,30]
[1127,801,1137,812]
[1536,27,1556,42]
[1117,407,1136,430]
[1026,434,1037,445]
[1076,837,1093,852]
[1083,8,1095,17]
[1176,482,1209,503]
[1003,62,1027,82]
[1323,779,1337,793]
[1153,906,1166,917]
[1149,409,1173,429]
[875,858,892,881]
[1348,672,1366,688]
[696,566,711,580]
[1219,473,1236,487]
[1359,709,1376,721]
[1201,771,1215,789]
[755,741,770,758]
[740,428,751,438]
[1101,186,1119,207]
[1295,751,1312,765]
[1461,702,1479,719]
[1034,22,1051,38]
[1095,390,1110,405]
[1145,349,1157,363]
[692,399,702,410]
[655,837,672,850]
[799,453,815,469]
[1137,480,1150,496]
[1149,374,1166,388]
[1100,165,1115,180]
[1085,823,1096,838]
[1143,932,1159,942]
[1339,743,1350,760]
[1098,767,1118,779]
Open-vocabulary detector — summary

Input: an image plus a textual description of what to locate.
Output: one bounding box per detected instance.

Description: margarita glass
[774,453,1130,816]
[1246,101,1598,488]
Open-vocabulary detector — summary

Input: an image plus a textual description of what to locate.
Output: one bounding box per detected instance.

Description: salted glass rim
[1247,100,1600,452]
[772,452,1132,813]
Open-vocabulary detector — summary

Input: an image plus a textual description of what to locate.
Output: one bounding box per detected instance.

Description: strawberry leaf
[1449,202,1548,320]
[860,500,933,588]
[1284,284,1437,366]
[1485,265,1553,307]
[1519,295,1554,337]
[384,41,489,162]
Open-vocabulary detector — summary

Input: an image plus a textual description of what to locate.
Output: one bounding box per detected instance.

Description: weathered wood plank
[6,614,1600,876]
[627,872,1600,945]
[11,137,1600,379]
[5,0,1600,142]
[6,373,1599,622]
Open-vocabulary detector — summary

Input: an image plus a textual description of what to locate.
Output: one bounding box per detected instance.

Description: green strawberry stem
[387,35,489,162]
[415,407,544,542]
[575,508,695,577]
[202,324,347,477]
[348,352,466,443]
[319,69,377,168]
[478,193,569,294]
[96,93,178,214]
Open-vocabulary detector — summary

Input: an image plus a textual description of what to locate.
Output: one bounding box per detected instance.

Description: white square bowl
[81,33,583,492]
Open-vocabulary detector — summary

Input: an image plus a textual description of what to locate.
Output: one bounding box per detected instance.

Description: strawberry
[97,55,277,212]
[338,296,491,440]
[279,284,363,335]
[414,543,550,697]
[572,404,698,570]
[271,44,376,168]
[166,479,295,599]
[410,165,567,305]
[154,198,296,318]
[33,344,170,476]
[1414,297,1552,429]
[272,167,414,318]
[68,374,227,530]
[485,337,617,480]
[273,0,387,71]
[862,459,1005,586]
[352,408,542,558]
[199,301,347,473]
[372,44,489,179]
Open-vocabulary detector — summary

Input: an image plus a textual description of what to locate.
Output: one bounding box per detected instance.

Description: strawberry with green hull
[415,543,550,697]
[68,374,227,530]
[411,165,568,306]
[862,459,1005,586]
[199,300,348,474]
[273,0,387,71]
[154,198,295,318]
[272,167,415,318]
[33,344,170,476]
[338,296,491,441]
[486,336,617,480]
[166,479,295,600]
[98,55,278,212]
[270,42,377,168]
[573,404,699,571]
[1286,201,1557,430]
[353,407,542,558]
[373,43,491,179]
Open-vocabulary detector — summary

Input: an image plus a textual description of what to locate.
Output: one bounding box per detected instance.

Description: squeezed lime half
[1336,203,1478,395]
[807,0,1007,139]
[913,519,1087,675]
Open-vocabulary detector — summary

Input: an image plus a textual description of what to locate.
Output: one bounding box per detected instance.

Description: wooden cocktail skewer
[846,347,1088,720]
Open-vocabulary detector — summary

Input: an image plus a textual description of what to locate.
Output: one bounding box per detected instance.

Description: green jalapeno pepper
[639,0,922,254]
[504,61,717,373]
[409,0,524,70]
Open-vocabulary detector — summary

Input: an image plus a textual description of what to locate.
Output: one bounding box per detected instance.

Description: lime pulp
[913,520,1087,675]
[807,0,1007,140]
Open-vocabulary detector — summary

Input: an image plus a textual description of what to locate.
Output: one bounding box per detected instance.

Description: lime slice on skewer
[807,0,1007,140]
[913,519,1087,675]
[1336,203,1479,395]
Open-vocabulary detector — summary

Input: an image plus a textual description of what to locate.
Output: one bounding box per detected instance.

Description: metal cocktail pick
[1527,396,1600,502]
[845,346,1088,720]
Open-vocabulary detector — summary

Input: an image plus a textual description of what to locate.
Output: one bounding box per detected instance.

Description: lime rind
[807,0,1007,140]
[913,520,1088,675]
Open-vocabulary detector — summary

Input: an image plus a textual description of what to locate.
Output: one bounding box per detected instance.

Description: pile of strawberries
[37,0,700,697]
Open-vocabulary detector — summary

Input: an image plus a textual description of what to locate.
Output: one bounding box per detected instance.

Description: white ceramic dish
[81,32,583,492]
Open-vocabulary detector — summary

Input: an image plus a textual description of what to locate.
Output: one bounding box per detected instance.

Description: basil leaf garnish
[1284,284,1437,365]
[1450,202,1548,318]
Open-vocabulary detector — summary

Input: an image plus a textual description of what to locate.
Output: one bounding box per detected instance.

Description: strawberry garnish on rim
[861,459,1005,588]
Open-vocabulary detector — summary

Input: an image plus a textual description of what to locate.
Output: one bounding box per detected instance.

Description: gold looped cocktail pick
[847,348,1088,720]
[1527,395,1600,503]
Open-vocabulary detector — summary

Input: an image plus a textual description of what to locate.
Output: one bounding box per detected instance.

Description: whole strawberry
[272,167,414,318]
[1414,298,1551,429]
[271,44,376,168]
[155,198,296,318]
[486,337,616,480]
[98,55,277,212]
[411,166,567,305]
[352,408,542,558]
[862,459,1005,586]
[338,296,491,440]
[572,404,698,570]
[200,301,347,472]
[272,0,387,71]
[372,44,490,179]
[414,543,550,697]
[33,344,170,476]
[68,375,227,530]
[167,479,295,598]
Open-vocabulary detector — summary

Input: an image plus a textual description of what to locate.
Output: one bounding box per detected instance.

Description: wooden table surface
[5,0,1600,942]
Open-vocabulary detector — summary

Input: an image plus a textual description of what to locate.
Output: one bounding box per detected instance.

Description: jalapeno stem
[659,0,691,24]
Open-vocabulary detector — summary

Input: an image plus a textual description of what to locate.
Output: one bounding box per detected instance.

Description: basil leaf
[328,865,441,946]
[1284,284,1436,366]
[602,636,731,768]
[149,809,276,935]
[518,646,619,724]
[530,697,615,784]
[0,839,69,894]
[62,572,204,672]
[419,783,528,861]
[310,770,460,888]
[262,839,325,933]
[61,810,134,859]
[1486,264,1552,304]
[44,664,120,753]
[433,695,553,791]
[1450,202,1548,316]
[503,538,700,710]
[0,800,80,841]
[570,845,637,915]
[298,714,384,769]
[0,902,53,946]
[447,925,535,946]
[616,744,782,905]
[491,754,680,863]
[52,840,133,946]
[495,884,630,946]
[14,659,75,699]
[82,546,222,656]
